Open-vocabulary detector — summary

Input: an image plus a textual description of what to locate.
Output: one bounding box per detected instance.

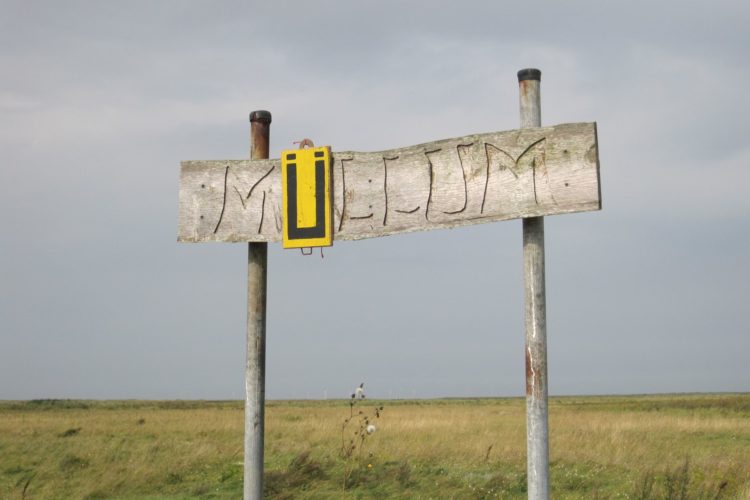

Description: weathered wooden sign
[178,122,599,243]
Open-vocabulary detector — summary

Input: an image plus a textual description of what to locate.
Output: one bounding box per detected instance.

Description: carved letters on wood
[178,122,600,243]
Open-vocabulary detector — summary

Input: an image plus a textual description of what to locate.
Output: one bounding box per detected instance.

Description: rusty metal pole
[518,68,550,500]
[245,110,271,500]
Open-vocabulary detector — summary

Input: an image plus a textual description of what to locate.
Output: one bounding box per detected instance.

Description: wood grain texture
[178,122,600,243]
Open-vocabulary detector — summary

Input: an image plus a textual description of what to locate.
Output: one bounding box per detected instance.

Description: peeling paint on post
[518,68,551,500]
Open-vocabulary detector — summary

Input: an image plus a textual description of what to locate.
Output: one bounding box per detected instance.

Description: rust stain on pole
[250,110,271,160]
[519,80,531,99]
[525,347,532,389]
[518,68,541,101]
[525,346,544,399]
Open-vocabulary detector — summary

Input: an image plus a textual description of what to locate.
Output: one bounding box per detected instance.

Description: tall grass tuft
[632,457,735,500]
[264,451,327,497]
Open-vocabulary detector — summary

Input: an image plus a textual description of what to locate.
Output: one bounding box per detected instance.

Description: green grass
[1,394,748,498]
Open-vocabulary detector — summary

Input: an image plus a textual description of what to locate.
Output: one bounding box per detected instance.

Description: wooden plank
[178,122,600,243]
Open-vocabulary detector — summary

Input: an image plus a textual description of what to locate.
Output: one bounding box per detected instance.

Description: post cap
[249,110,272,124]
[517,68,542,82]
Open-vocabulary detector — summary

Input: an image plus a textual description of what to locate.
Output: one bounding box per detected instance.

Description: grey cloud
[1,1,748,399]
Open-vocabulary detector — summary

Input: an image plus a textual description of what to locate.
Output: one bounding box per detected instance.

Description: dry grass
[0,395,748,498]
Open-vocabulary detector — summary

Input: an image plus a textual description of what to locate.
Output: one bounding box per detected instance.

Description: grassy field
[1,394,749,499]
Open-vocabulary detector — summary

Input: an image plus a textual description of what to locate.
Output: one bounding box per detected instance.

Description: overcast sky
[1,1,748,400]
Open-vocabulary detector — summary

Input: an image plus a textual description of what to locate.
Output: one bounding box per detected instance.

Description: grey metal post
[518,68,550,500]
[245,110,271,500]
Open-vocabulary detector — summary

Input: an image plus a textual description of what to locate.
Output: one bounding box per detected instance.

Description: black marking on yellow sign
[281,147,333,249]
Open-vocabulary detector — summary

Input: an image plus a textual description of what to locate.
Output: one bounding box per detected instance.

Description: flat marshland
[1,394,749,498]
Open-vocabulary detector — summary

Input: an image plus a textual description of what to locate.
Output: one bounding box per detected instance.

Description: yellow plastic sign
[281,146,333,249]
